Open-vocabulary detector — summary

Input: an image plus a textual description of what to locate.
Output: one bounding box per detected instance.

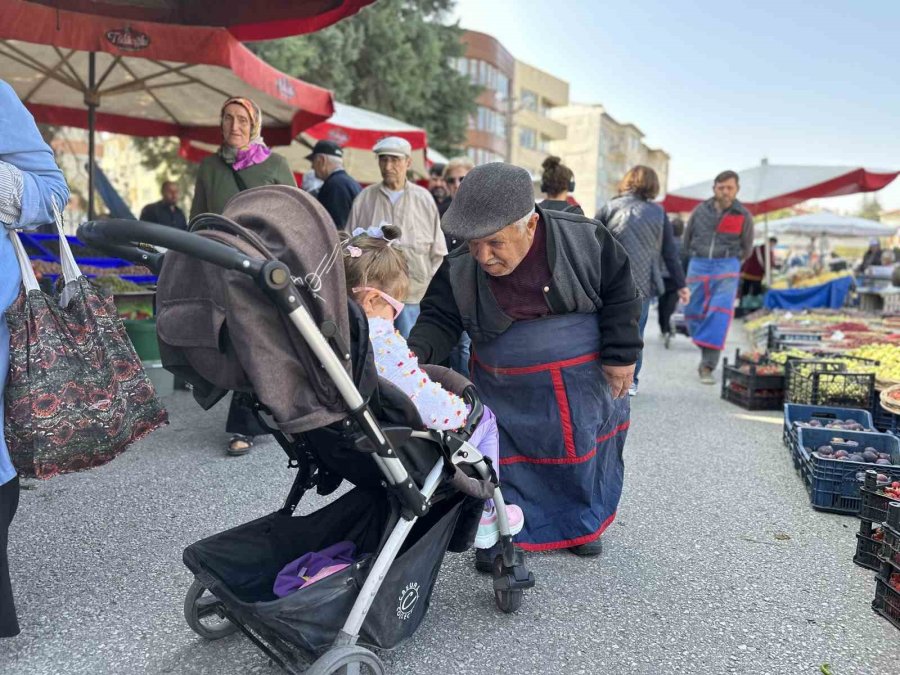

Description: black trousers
[658,289,680,335]
[0,475,20,638]
[225,392,271,438]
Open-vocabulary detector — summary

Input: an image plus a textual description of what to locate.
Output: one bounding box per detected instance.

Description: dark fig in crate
[862,449,880,463]
[834,450,849,459]
[817,444,835,455]
[876,459,892,465]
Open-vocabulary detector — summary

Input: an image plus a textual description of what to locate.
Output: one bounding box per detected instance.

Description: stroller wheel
[184,580,238,640]
[492,554,526,614]
[306,645,385,675]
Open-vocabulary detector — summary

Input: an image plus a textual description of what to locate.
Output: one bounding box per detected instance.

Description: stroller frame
[79,219,534,675]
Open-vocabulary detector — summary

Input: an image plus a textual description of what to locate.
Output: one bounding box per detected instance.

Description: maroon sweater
[487,219,553,320]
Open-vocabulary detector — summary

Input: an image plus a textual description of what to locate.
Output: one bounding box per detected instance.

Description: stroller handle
[78,219,266,277]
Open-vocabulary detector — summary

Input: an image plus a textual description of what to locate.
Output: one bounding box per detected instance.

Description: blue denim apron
[471,313,629,551]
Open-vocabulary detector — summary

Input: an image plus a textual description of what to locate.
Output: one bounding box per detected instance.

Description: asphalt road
[2,322,898,675]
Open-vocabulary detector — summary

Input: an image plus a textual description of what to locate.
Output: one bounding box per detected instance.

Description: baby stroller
[78,186,534,674]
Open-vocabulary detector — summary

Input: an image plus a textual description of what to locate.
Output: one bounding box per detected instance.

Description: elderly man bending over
[408,163,642,567]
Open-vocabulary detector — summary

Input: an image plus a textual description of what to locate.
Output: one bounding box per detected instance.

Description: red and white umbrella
[0,0,335,215]
[20,0,375,40]
[182,101,437,185]
[662,162,899,216]
[663,161,899,284]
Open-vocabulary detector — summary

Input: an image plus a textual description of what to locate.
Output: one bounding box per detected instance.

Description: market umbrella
[662,161,899,216]
[20,0,375,40]
[181,101,435,185]
[767,211,898,238]
[662,160,899,283]
[0,0,335,217]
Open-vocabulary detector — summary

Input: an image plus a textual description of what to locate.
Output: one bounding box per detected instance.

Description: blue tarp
[764,275,854,310]
[88,162,136,220]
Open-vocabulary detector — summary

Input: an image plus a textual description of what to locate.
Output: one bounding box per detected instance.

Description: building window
[466,147,505,165]
[521,89,538,112]
[519,127,537,150]
[474,106,507,139]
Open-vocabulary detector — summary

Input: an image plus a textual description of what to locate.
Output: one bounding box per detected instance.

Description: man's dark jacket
[316,168,362,229]
[408,206,643,367]
[140,200,187,230]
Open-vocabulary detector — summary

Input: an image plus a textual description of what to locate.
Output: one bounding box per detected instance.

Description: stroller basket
[183,488,464,655]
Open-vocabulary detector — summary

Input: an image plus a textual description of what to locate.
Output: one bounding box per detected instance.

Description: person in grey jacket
[596,165,689,395]
[682,170,754,383]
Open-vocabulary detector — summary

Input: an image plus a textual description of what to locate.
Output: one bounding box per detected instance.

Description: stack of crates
[872,500,900,631]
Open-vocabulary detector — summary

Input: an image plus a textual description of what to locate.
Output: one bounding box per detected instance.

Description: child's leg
[467,405,499,481]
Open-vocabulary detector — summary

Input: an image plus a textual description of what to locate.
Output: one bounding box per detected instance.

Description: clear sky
[452,0,900,212]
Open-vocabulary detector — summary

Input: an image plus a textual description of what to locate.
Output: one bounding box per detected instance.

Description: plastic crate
[855,520,884,571]
[721,359,783,410]
[881,525,900,571]
[873,402,899,433]
[783,404,874,471]
[796,427,900,514]
[767,324,826,351]
[872,571,900,631]
[785,359,875,411]
[724,354,784,389]
[859,470,900,523]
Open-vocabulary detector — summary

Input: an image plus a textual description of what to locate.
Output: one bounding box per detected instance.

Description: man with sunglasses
[441,156,474,251]
[346,136,446,338]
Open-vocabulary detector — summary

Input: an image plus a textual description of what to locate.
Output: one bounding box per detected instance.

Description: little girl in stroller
[340,224,524,551]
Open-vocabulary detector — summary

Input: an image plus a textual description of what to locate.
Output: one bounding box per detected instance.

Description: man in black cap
[307,140,361,229]
[408,162,642,565]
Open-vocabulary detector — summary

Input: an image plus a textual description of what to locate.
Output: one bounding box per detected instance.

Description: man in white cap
[346,136,446,337]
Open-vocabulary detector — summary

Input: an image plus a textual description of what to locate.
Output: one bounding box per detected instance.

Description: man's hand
[678,287,691,304]
[602,363,635,399]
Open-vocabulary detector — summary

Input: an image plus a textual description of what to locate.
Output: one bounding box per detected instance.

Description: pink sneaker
[475,503,524,549]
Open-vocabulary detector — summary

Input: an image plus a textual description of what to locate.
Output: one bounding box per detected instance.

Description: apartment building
[549,103,669,216]
[509,59,569,180]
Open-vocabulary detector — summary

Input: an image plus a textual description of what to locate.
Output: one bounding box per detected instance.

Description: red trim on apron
[501,421,630,466]
[471,352,599,376]
[518,510,618,552]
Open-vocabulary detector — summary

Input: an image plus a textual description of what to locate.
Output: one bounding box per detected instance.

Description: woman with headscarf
[190,96,296,456]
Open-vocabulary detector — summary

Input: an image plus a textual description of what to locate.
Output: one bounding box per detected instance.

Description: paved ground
[2,318,899,675]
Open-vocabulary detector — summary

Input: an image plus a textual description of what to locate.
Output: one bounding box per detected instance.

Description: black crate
[723,359,785,390]
[859,470,900,523]
[872,570,900,632]
[721,359,784,411]
[873,403,899,433]
[785,359,875,411]
[881,525,900,572]
[855,520,884,571]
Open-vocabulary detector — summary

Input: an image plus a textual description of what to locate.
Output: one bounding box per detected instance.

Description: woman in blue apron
[408,163,642,563]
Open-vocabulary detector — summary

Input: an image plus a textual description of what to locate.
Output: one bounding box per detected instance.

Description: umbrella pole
[764,213,771,287]
[87,51,96,221]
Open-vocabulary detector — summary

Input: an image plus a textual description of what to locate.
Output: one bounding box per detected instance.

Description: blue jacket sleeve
[661,215,686,289]
[0,80,69,229]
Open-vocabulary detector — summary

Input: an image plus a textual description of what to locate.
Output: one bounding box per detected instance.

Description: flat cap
[373,136,412,157]
[442,162,535,239]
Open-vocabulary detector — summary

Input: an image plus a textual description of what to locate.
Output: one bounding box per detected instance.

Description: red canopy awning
[662,163,899,216]
[0,0,335,145]
[20,0,375,40]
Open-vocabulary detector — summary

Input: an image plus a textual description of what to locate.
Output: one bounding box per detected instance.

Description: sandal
[227,434,254,456]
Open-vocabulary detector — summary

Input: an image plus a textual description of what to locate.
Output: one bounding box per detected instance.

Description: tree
[858,195,882,222]
[249,0,478,156]
[132,136,198,202]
